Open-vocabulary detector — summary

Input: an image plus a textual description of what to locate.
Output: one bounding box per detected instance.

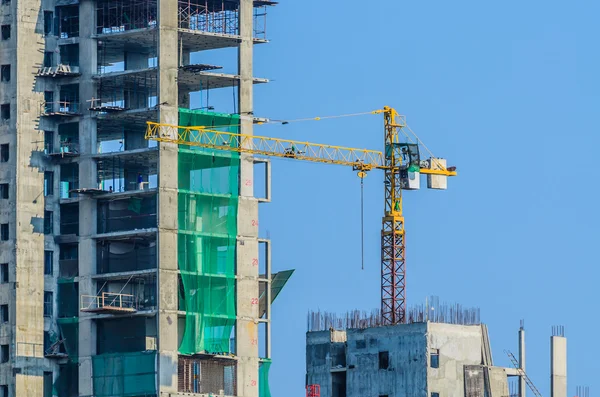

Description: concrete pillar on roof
[519,324,526,397]
[551,334,567,397]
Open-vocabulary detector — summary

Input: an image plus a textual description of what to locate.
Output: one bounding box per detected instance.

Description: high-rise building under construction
[0,0,286,395]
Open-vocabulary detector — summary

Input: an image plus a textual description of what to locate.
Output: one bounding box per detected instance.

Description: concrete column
[236,1,260,396]
[156,0,179,394]
[551,335,567,397]
[78,1,98,395]
[519,324,526,397]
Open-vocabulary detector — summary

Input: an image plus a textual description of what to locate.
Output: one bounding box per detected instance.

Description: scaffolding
[41,101,80,117]
[96,0,157,34]
[94,70,158,110]
[178,0,272,39]
[178,356,237,395]
[56,5,80,38]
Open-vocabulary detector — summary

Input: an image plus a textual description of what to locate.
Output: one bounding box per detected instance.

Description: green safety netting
[57,280,79,365]
[92,352,157,397]
[57,280,79,318]
[178,109,240,355]
[259,359,272,397]
[57,318,79,360]
[52,362,78,397]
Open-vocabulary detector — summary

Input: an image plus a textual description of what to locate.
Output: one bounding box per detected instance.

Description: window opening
[44,291,53,317]
[60,44,79,67]
[0,224,8,241]
[44,251,53,275]
[1,25,9,41]
[0,305,7,323]
[44,52,54,68]
[430,348,440,368]
[44,211,53,235]
[44,171,54,196]
[0,264,7,283]
[44,372,53,397]
[379,351,389,370]
[0,345,8,363]
[44,91,54,113]
[44,11,53,36]
[44,131,54,154]
[0,65,9,82]
[57,6,79,38]
[0,104,9,120]
[0,144,7,162]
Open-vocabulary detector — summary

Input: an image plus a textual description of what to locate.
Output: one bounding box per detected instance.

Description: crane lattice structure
[145,106,457,325]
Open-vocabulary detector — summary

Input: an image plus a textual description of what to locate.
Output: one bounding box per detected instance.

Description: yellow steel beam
[146,121,385,171]
[145,120,457,176]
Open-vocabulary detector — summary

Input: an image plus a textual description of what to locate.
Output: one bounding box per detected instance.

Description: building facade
[0,0,277,395]
[306,322,512,397]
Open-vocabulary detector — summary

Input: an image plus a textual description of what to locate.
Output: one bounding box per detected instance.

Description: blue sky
[203,1,597,395]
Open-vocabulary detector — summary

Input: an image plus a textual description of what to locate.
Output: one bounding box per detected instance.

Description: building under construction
[305,305,568,397]
[0,0,292,395]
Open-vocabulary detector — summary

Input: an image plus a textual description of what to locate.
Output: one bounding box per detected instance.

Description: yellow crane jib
[144,119,457,181]
[146,121,385,171]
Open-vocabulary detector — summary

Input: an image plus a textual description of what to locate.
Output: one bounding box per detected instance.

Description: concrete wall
[427,323,484,397]
[306,331,338,397]
[346,323,428,397]
[307,323,492,397]
[12,0,47,394]
[307,324,429,397]
[487,367,509,397]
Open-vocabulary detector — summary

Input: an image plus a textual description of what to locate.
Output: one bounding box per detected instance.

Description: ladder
[504,350,543,397]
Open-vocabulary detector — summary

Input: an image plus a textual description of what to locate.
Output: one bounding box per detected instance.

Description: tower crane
[145,106,457,325]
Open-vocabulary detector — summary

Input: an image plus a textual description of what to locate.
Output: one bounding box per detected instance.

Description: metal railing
[80,292,137,312]
[41,101,80,115]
